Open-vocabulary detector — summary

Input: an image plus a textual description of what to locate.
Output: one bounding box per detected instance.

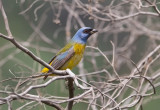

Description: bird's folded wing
[42,46,75,80]
[50,46,75,70]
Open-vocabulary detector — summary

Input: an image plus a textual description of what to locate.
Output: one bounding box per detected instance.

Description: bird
[41,27,98,80]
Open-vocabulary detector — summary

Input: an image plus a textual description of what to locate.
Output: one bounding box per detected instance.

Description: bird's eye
[83,29,92,33]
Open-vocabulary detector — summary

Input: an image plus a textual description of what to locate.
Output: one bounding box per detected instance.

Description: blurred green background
[0,0,160,110]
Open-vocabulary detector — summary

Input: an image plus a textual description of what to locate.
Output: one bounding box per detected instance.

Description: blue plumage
[72,27,97,44]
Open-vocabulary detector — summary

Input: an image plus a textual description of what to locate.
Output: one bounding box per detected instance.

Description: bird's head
[72,27,98,44]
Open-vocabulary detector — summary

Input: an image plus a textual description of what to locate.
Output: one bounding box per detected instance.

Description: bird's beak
[90,29,98,34]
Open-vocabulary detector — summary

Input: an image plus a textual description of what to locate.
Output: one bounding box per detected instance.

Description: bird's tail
[37,72,52,80]
[43,75,48,80]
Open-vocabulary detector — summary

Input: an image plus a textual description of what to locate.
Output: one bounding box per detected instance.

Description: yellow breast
[73,43,86,54]
[60,43,86,70]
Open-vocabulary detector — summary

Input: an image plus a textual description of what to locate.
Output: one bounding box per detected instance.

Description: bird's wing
[47,42,74,69]
[42,43,75,71]
[50,46,75,70]
[42,42,75,80]
[48,42,73,64]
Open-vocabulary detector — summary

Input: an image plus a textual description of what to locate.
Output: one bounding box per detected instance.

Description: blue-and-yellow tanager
[41,27,97,80]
